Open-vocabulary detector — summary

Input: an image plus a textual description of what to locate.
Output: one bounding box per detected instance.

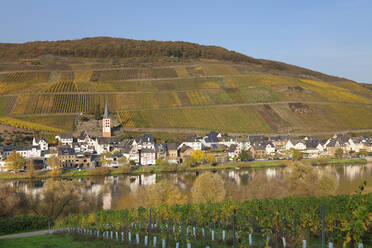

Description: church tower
[102,101,111,137]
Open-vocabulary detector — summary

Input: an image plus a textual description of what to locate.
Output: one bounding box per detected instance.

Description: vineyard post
[149,208,152,247]
[233,209,236,248]
[321,202,325,248]
[182,208,185,248]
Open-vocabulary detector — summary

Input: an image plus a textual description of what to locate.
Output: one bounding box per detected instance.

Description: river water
[2,163,372,210]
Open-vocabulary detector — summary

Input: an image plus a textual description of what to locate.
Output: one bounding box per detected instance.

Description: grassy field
[0,234,129,248]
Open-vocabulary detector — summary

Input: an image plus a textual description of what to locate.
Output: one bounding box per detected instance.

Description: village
[0,103,371,172]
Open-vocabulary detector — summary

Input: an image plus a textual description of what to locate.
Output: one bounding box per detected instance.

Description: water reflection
[3,163,371,210]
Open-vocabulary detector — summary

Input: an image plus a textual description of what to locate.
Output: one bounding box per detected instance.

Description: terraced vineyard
[1,56,372,134]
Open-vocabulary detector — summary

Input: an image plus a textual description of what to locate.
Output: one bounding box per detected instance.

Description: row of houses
[1,131,371,171]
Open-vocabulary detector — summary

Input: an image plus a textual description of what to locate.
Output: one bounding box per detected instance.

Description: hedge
[0,215,52,235]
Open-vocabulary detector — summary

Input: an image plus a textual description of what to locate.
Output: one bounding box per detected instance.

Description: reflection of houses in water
[343,166,363,181]
[265,168,277,179]
[141,174,156,186]
[128,174,157,191]
[102,192,112,210]
[7,180,44,197]
[228,171,241,185]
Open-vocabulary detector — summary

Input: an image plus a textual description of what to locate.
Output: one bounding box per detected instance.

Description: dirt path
[0,230,52,239]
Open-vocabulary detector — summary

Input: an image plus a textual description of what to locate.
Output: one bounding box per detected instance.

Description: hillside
[0,37,371,135]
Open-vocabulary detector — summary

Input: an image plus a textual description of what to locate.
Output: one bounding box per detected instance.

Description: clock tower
[102,101,111,137]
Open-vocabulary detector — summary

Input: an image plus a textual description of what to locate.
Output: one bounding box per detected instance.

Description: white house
[285,140,307,151]
[55,133,74,147]
[16,146,42,159]
[265,142,276,155]
[179,135,204,150]
[32,137,48,151]
[139,148,156,165]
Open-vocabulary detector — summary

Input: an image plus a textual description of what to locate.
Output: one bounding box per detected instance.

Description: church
[102,102,111,137]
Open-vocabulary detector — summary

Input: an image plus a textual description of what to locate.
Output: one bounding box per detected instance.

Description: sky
[1,0,372,83]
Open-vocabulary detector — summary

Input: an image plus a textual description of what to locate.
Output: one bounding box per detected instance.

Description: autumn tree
[100,151,113,168]
[5,152,26,171]
[205,154,216,164]
[183,156,197,167]
[335,148,344,159]
[47,155,60,171]
[238,150,253,161]
[192,172,225,203]
[191,150,206,164]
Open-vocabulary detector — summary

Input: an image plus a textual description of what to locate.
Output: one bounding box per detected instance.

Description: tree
[335,148,344,159]
[5,152,26,171]
[100,151,113,168]
[118,156,128,166]
[191,150,205,164]
[26,159,35,177]
[238,150,253,161]
[95,103,101,120]
[183,156,197,167]
[205,154,216,164]
[289,148,302,161]
[47,155,61,176]
[192,172,225,203]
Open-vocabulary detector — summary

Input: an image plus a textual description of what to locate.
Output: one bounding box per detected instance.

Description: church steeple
[102,101,111,137]
[103,101,109,119]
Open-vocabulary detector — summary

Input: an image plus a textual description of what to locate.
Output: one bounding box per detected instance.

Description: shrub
[90,167,109,176]
[0,215,52,235]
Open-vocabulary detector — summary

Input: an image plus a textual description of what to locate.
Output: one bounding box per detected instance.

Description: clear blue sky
[1,0,371,83]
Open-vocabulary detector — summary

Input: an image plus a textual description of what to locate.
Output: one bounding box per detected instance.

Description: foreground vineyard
[58,194,371,247]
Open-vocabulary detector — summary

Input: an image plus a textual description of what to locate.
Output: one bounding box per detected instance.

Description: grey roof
[166,143,178,151]
[96,137,121,145]
[78,131,88,140]
[119,140,135,154]
[184,135,201,142]
[59,133,73,139]
[0,145,14,153]
[16,145,40,151]
[249,135,266,143]
[228,144,238,152]
[180,145,192,153]
[305,139,320,149]
[57,146,75,155]
[34,136,47,143]
[138,134,154,144]
[155,143,167,153]
[270,136,290,141]
[103,101,109,119]
[205,131,219,143]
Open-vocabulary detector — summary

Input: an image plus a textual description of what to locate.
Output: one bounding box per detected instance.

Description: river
[2,163,372,210]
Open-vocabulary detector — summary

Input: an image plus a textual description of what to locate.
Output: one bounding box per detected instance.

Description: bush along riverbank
[0,158,367,180]
[57,193,372,248]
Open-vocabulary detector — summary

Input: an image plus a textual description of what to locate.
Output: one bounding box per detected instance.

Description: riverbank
[0,158,366,180]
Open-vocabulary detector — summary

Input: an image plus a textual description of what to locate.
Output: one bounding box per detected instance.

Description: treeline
[0,37,258,63]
